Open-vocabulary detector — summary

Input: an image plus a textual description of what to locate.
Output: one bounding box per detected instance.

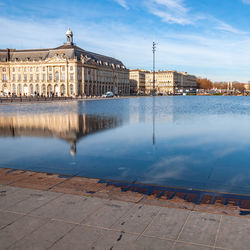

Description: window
[42,84,46,94]
[18,74,21,81]
[70,73,74,80]
[55,72,59,81]
[49,74,52,81]
[61,73,65,81]
[30,74,33,81]
[61,84,66,95]
[18,67,21,72]
[42,74,46,81]
[24,67,26,72]
[43,66,46,72]
[36,74,39,81]
[35,84,39,93]
[12,74,15,81]
[12,84,16,94]
[70,84,74,94]
[70,66,73,71]
[30,67,33,72]
[24,74,27,81]
[17,84,21,94]
[62,66,65,71]
[49,66,52,71]
[2,68,6,72]
[12,68,15,72]
[30,84,34,95]
[2,74,7,81]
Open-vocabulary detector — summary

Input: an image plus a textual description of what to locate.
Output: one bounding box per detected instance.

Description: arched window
[55,85,59,96]
[60,84,66,96]
[42,84,46,95]
[24,84,28,96]
[47,85,52,96]
[35,84,39,94]
[12,84,16,94]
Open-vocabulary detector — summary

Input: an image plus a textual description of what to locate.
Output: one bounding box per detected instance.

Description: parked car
[102,91,114,98]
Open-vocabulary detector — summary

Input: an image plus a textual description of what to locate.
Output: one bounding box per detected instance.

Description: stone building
[145,70,197,94]
[129,69,150,94]
[0,29,130,97]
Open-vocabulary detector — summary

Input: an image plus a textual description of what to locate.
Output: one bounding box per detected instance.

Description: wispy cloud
[214,19,246,34]
[242,0,250,4]
[146,0,193,25]
[114,0,129,10]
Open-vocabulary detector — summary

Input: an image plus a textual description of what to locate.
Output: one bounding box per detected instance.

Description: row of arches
[1,82,130,97]
[5,83,74,97]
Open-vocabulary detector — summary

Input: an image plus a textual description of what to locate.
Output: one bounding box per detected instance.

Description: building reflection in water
[0,113,122,156]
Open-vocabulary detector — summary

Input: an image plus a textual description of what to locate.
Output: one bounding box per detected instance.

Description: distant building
[129,69,150,94]
[244,84,250,91]
[0,29,129,97]
[145,70,197,94]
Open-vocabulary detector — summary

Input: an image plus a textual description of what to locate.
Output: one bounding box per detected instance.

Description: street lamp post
[152,42,156,96]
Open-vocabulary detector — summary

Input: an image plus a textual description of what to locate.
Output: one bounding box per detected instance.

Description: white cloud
[214,19,246,34]
[114,0,129,10]
[242,0,250,4]
[146,0,193,25]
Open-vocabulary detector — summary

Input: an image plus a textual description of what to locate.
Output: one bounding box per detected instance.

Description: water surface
[0,96,250,195]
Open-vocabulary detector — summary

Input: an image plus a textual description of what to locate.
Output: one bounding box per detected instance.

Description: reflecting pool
[1,96,250,195]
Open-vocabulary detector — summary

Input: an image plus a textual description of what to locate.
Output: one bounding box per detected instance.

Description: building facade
[145,70,197,94]
[129,69,150,94]
[0,29,130,97]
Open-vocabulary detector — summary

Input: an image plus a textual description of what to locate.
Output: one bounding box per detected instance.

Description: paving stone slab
[178,211,221,246]
[111,204,161,234]
[215,215,250,250]
[90,229,138,250]
[81,199,135,228]
[30,194,104,223]
[131,236,174,250]
[0,187,40,210]
[0,185,21,195]
[0,211,23,229]
[7,189,61,214]
[8,219,75,250]
[0,215,49,249]
[50,225,103,250]
[143,207,190,240]
[173,242,213,250]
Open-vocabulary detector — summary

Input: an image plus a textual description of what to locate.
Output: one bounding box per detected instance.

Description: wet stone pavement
[0,169,250,249]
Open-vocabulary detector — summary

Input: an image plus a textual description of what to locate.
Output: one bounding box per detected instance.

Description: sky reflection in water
[0,96,250,195]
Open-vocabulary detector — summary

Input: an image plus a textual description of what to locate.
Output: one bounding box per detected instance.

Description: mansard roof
[0,44,125,68]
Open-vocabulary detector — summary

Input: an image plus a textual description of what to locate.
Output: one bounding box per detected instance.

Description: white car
[102,91,114,98]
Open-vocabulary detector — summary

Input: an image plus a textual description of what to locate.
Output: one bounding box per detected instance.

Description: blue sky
[1,0,250,82]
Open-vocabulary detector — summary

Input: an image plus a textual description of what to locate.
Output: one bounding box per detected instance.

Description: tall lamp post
[152,42,156,96]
